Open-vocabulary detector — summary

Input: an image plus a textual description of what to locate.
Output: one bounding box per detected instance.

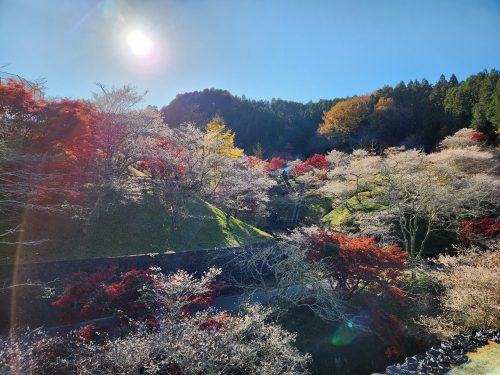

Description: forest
[162,70,500,157]
[0,70,499,375]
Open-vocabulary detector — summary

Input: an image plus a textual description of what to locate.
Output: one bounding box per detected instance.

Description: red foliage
[301,229,408,356]
[29,159,91,205]
[1,81,100,205]
[458,217,500,243]
[470,131,486,142]
[178,280,224,316]
[0,78,44,120]
[246,156,270,171]
[78,323,100,342]
[51,266,222,325]
[305,230,407,301]
[51,266,155,324]
[138,160,150,170]
[371,308,404,357]
[291,154,330,176]
[35,100,98,157]
[198,312,231,330]
[139,136,189,181]
[266,156,286,171]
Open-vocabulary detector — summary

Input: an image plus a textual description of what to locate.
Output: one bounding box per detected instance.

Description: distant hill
[161,89,337,158]
[161,70,500,156]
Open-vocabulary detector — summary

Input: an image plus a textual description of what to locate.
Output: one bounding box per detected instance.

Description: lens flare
[127,30,153,56]
[331,322,357,346]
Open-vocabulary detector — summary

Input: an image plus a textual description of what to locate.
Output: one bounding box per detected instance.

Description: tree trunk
[171,205,177,231]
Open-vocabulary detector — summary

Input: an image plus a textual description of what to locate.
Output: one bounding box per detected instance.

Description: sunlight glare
[127,30,153,56]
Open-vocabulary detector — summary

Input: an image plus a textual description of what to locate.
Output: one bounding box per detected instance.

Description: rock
[451,347,465,356]
[429,365,441,374]
[472,337,488,346]
[385,365,400,375]
[464,344,477,352]
[382,329,497,375]
[452,355,468,365]
[412,354,425,362]
[437,363,451,373]
[406,361,418,371]
[417,363,432,373]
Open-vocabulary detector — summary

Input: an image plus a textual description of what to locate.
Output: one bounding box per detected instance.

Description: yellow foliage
[374,97,396,113]
[205,115,243,159]
[319,95,372,136]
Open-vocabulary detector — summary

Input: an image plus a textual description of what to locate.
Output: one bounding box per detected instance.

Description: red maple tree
[291,154,330,175]
[297,229,408,356]
[1,80,101,209]
[266,156,286,171]
[458,217,500,244]
[51,266,221,325]
[304,230,407,301]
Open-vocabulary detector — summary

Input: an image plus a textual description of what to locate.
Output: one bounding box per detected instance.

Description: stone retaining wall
[0,240,274,284]
[0,241,274,334]
[375,330,500,375]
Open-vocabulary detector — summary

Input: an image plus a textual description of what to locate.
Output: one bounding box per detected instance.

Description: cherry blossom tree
[1,267,311,375]
[83,85,167,228]
[318,149,381,204]
[419,241,500,338]
[439,127,487,149]
[211,157,276,224]
[364,146,500,266]
[226,226,407,327]
[142,119,274,228]
[316,135,499,267]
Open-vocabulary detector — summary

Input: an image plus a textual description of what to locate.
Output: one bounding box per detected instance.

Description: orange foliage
[37,99,99,164]
[306,230,407,300]
[1,80,100,205]
[319,95,371,135]
[374,97,396,113]
[0,78,44,116]
[1,79,98,164]
[267,156,286,171]
[0,79,45,149]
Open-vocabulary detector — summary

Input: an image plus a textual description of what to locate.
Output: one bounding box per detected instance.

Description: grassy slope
[169,200,271,250]
[268,194,331,226]
[322,194,384,229]
[0,199,271,265]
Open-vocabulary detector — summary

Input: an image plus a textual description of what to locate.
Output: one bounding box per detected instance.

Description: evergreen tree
[448,73,459,87]
[252,142,265,159]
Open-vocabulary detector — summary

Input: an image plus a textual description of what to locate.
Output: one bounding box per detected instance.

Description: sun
[127,30,153,56]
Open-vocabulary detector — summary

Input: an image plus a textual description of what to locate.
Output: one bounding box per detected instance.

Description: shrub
[457,217,500,245]
[51,266,159,324]
[303,229,408,302]
[420,242,500,338]
[228,227,408,356]
[2,268,310,374]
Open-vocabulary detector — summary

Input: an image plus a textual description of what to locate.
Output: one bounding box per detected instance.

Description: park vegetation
[0,80,275,258]
[162,70,500,156]
[2,267,310,374]
[1,71,499,374]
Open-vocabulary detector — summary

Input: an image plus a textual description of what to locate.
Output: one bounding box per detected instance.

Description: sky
[1,0,499,107]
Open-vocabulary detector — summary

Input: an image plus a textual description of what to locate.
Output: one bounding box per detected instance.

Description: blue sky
[1,0,499,106]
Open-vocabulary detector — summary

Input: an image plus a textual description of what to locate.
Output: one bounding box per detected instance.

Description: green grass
[267,194,331,225]
[322,194,384,229]
[168,200,271,250]
[0,199,271,265]
[301,196,331,224]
